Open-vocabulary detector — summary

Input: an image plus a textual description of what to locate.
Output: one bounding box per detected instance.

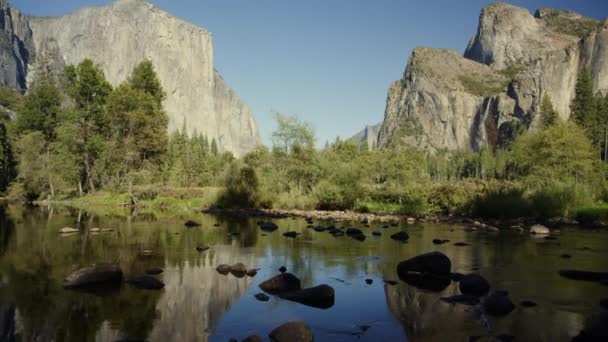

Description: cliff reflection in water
[0,205,255,342]
[2,204,608,341]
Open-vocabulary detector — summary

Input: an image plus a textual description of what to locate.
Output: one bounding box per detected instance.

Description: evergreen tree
[17,78,62,143]
[539,93,558,127]
[570,67,602,156]
[0,122,15,192]
[63,59,113,192]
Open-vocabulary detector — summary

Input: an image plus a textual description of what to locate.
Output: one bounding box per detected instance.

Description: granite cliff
[348,122,381,150]
[376,3,607,152]
[0,0,261,156]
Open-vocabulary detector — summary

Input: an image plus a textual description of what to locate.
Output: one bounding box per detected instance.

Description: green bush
[470,186,530,219]
[215,163,260,208]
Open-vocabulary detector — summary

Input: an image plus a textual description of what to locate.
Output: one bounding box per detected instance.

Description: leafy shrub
[470,186,530,219]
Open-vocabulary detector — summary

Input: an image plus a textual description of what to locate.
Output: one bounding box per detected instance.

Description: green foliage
[509,121,596,187]
[272,112,315,153]
[544,14,598,38]
[128,60,166,106]
[0,84,23,111]
[0,123,15,193]
[458,74,508,97]
[539,93,558,127]
[216,163,260,208]
[17,79,61,142]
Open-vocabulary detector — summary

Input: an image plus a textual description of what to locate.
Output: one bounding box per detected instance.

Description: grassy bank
[31,182,608,224]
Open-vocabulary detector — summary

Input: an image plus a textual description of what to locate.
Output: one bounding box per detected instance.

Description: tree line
[0,61,607,220]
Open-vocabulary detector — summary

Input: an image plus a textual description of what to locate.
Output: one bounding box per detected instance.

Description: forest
[1,59,608,222]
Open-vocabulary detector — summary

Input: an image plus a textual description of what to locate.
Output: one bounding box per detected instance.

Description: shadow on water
[0,203,608,341]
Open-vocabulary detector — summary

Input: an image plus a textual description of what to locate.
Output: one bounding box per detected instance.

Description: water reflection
[0,204,606,341]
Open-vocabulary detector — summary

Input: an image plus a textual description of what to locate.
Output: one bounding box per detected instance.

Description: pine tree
[540,93,558,127]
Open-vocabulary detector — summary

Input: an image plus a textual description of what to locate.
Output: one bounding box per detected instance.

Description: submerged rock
[259,222,279,232]
[483,291,515,316]
[63,263,123,289]
[279,284,335,309]
[372,231,382,236]
[440,294,480,305]
[145,268,163,275]
[397,251,452,276]
[459,274,490,296]
[390,231,410,242]
[242,336,262,342]
[59,227,79,234]
[432,239,450,245]
[279,266,287,273]
[520,300,538,308]
[247,269,259,277]
[184,220,201,227]
[269,321,313,342]
[346,228,363,236]
[254,293,270,302]
[400,273,451,292]
[216,264,232,275]
[196,244,210,252]
[559,270,608,282]
[126,275,165,290]
[365,278,373,285]
[230,263,248,277]
[259,273,302,294]
[283,231,298,238]
[351,233,366,241]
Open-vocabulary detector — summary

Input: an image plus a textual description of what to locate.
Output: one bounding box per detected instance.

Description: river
[0,204,606,341]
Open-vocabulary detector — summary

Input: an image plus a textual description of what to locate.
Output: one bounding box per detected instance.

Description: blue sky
[11,0,608,146]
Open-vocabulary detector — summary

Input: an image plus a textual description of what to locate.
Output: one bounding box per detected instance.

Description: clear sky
[11,0,608,146]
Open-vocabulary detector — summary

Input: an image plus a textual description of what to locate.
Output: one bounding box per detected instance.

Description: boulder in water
[390,231,409,242]
[259,222,278,232]
[530,224,550,235]
[127,275,165,290]
[397,251,451,276]
[63,263,123,289]
[459,274,490,296]
[184,220,201,227]
[279,284,335,309]
[259,273,301,294]
[483,291,515,316]
[59,227,79,234]
[269,321,313,342]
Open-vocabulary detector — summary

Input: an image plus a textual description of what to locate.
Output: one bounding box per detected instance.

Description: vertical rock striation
[0,0,261,156]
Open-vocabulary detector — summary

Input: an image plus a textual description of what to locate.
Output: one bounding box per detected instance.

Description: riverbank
[24,187,608,229]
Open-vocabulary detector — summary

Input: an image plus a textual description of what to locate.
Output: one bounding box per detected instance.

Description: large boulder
[269,321,313,342]
[259,273,302,294]
[279,284,335,309]
[399,273,452,292]
[230,263,248,277]
[397,251,452,276]
[459,274,490,296]
[483,291,515,316]
[63,263,123,289]
[390,231,410,242]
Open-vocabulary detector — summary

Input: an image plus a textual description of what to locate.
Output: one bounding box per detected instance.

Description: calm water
[0,204,607,341]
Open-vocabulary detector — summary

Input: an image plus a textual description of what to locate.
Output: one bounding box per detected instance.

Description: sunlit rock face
[0,0,261,156]
[378,3,607,152]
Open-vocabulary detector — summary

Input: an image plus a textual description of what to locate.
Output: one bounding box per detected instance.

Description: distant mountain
[0,0,261,156]
[377,3,607,151]
[348,123,381,150]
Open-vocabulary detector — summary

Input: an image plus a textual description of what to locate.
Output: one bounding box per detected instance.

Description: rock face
[378,3,606,152]
[0,0,260,156]
[348,123,381,150]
